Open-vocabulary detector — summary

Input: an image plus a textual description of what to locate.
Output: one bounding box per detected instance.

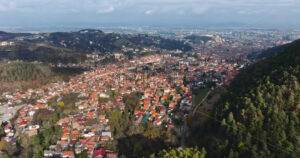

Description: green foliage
[1,153,10,158]
[0,141,6,150]
[123,92,142,113]
[0,62,84,93]
[57,101,65,107]
[175,86,184,95]
[211,40,300,158]
[54,93,79,115]
[77,151,88,158]
[107,92,178,157]
[82,119,98,126]
[32,135,40,145]
[194,88,210,105]
[0,62,51,82]
[156,147,206,158]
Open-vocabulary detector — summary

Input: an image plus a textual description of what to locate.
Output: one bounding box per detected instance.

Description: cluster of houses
[43,111,116,158]
[0,53,246,157]
[133,73,188,127]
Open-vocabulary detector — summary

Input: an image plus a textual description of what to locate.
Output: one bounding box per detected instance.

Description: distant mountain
[0,31,31,41]
[202,39,300,157]
[39,29,192,53]
[0,29,192,64]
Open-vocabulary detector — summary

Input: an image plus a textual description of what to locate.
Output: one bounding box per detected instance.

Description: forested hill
[0,62,52,82]
[0,31,30,41]
[210,39,300,157]
[40,29,192,52]
[0,62,84,93]
[0,29,191,64]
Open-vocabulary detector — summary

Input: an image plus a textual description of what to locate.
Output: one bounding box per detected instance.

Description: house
[7,131,14,137]
[94,148,106,158]
[57,117,71,126]
[155,118,162,126]
[99,93,109,98]
[28,125,40,130]
[44,150,54,157]
[106,153,118,158]
[62,151,75,158]
[61,134,69,141]
[101,136,110,141]
[84,131,95,137]
[57,140,68,149]
[1,137,11,142]
[19,121,27,127]
[26,129,38,136]
[101,131,111,138]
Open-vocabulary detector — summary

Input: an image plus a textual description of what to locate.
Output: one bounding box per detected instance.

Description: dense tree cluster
[0,62,51,82]
[151,147,206,158]
[0,42,86,64]
[210,39,300,157]
[0,62,84,93]
[41,29,192,53]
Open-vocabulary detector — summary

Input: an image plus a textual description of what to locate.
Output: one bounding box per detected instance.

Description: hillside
[39,29,192,52]
[0,62,84,93]
[0,29,192,64]
[0,62,52,82]
[0,31,31,41]
[0,41,86,64]
[205,39,300,157]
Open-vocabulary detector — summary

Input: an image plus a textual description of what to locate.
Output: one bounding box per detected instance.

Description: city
[0,0,300,158]
[0,28,298,157]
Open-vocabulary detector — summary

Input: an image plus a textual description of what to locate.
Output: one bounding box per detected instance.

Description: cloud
[0,1,16,12]
[178,10,185,15]
[192,6,209,15]
[97,6,115,14]
[0,0,299,27]
[1,0,299,15]
[145,10,154,15]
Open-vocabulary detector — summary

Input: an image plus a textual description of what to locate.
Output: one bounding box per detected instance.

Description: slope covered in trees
[41,29,192,52]
[0,62,52,82]
[0,29,192,64]
[0,42,86,64]
[0,29,192,65]
[150,147,206,158]
[0,62,84,93]
[209,39,300,157]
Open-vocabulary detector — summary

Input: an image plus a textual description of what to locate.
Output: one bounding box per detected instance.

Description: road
[180,90,211,149]
[67,117,74,146]
[180,119,187,148]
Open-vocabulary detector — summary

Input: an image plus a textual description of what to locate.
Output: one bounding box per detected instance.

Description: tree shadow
[117,134,172,158]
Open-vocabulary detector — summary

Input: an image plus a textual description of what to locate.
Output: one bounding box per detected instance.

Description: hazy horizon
[1,0,300,31]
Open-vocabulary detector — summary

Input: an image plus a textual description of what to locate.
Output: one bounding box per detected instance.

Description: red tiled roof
[94,148,105,157]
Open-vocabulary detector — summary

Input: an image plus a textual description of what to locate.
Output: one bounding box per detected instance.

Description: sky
[0,0,300,29]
